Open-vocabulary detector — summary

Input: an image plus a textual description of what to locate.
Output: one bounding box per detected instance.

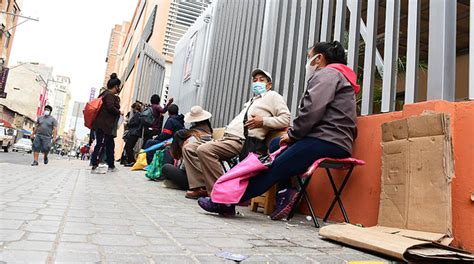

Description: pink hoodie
[326,63,360,94]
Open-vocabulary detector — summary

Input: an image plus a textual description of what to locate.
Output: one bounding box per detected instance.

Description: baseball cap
[251,68,272,83]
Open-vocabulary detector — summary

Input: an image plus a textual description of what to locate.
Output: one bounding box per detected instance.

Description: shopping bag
[211,146,287,204]
[145,149,165,180]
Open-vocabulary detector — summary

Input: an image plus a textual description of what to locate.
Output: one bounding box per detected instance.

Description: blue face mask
[251,82,267,95]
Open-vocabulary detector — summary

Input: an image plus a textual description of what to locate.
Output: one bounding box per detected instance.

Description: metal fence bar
[282,0,298,100]
[320,0,334,42]
[361,0,379,115]
[333,0,346,42]
[307,0,322,46]
[405,0,421,104]
[470,0,474,100]
[427,0,456,101]
[346,0,361,75]
[381,0,400,112]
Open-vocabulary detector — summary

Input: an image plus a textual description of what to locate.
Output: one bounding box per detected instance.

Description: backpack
[140,107,155,127]
[83,97,103,129]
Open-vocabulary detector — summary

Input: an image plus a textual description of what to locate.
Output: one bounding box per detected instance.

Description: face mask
[44,110,51,116]
[305,54,320,79]
[251,82,267,95]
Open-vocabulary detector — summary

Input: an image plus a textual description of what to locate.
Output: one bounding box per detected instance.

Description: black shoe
[124,162,135,167]
[44,156,49,165]
[31,160,39,166]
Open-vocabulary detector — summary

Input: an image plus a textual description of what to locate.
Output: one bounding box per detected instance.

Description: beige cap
[184,106,212,123]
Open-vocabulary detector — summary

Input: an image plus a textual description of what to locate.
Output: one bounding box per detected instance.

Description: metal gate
[133,40,167,104]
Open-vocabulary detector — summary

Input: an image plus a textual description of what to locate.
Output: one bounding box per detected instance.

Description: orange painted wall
[302,100,474,252]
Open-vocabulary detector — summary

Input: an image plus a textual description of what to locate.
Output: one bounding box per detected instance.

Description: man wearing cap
[183,69,291,199]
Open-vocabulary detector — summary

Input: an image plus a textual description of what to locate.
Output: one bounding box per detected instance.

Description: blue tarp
[22,129,32,135]
[141,139,172,153]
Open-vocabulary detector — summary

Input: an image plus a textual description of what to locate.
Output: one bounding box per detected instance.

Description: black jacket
[127,111,143,137]
[94,91,121,136]
[156,114,185,141]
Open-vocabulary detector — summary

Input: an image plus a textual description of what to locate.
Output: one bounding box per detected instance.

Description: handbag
[239,98,268,161]
[211,145,287,204]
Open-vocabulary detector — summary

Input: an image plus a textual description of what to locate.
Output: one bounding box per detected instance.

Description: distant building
[103,22,130,88]
[48,75,72,135]
[0,62,53,128]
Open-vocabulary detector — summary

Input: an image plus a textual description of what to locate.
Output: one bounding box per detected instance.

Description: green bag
[145,149,165,180]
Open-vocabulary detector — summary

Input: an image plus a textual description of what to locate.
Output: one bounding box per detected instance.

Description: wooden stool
[250,185,277,215]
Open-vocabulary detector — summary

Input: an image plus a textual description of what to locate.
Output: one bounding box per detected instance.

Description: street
[0,152,390,263]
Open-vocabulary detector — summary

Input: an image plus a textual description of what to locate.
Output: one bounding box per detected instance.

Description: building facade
[103,22,130,88]
[104,0,210,157]
[0,0,21,66]
[0,62,53,126]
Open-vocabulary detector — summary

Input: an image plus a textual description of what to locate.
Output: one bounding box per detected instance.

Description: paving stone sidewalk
[0,157,393,263]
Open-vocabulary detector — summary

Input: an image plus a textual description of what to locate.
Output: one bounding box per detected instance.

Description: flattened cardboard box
[379,113,453,235]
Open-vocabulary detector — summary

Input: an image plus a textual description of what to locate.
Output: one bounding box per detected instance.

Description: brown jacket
[94,91,121,136]
[288,67,357,154]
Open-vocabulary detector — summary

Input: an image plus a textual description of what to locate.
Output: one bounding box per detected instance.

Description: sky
[10,0,137,140]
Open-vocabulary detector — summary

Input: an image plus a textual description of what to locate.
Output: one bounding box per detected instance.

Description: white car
[12,138,33,153]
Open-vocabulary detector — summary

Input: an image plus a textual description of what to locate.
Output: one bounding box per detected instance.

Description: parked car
[12,138,33,153]
[0,124,16,152]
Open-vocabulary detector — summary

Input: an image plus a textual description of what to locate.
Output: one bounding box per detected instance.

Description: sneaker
[107,167,118,173]
[31,160,39,166]
[270,188,299,220]
[185,187,208,199]
[44,156,49,165]
[91,166,106,174]
[197,197,236,217]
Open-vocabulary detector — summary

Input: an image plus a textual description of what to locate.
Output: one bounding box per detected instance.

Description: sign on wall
[0,67,9,98]
[183,32,197,82]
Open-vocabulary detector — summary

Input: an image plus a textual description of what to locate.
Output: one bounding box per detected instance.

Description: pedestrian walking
[31,105,58,166]
[90,73,122,174]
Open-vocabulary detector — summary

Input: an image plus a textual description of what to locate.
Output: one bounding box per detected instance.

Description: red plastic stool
[286,157,365,228]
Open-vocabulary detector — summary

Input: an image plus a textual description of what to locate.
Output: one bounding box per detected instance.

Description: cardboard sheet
[379,113,453,235]
[320,224,474,262]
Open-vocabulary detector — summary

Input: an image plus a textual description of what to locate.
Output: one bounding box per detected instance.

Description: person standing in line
[123,102,143,166]
[90,73,122,173]
[31,105,58,166]
[142,94,174,148]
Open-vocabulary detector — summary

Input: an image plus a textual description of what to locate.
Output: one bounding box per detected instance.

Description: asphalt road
[0,151,68,166]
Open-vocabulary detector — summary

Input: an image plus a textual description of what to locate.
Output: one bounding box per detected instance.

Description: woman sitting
[161,106,213,190]
[197,40,360,218]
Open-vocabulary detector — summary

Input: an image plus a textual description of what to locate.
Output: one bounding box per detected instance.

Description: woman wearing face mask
[91,73,123,174]
[198,41,360,219]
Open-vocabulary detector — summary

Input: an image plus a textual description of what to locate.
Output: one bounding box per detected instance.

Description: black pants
[124,135,140,163]
[91,128,115,168]
[162,164,189,190]
[142,128,158,149]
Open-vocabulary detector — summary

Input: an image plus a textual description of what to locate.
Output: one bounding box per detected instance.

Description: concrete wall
[302,100,474,252]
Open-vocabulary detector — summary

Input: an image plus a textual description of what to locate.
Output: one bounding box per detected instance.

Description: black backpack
[140,107,155,127]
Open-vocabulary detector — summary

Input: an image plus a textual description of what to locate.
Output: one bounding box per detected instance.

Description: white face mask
[44,110,51,116]
[305,54,320,80]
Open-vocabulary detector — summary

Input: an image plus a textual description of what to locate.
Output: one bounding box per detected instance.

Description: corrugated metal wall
[170,0,325,126]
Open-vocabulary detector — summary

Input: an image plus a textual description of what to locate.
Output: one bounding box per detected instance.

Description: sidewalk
[0,156,391,263]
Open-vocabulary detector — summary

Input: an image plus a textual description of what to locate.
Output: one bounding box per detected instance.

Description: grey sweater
[288,67,357,154]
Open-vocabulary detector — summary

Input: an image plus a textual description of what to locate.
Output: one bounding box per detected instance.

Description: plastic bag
[131,152,148,171]
[145,149,165,180]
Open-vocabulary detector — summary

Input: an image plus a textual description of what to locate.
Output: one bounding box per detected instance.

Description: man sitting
[144,104,184,164]
[183,69,291,199]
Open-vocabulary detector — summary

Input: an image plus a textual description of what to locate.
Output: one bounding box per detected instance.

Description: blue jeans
[239,137,350,202]
[91,129,115,168]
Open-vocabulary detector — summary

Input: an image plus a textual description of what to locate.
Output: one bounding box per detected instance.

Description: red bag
[83,97,103,129]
